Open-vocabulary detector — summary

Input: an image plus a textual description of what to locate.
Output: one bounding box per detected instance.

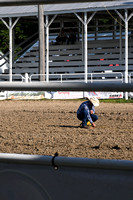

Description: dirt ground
[0,100,132,160]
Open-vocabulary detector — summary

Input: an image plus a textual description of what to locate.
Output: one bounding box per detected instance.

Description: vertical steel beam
[38,5,45,81]
[12,29,15,63]
[46,15,49,82]
[1,17,19,82]
[125,9,128,100]
[82,22,84,62]
[115,9,129,100]
[119,18,122,61]
[9,18,13,82]
[75,12,96,83]
[45,14,57,82]
[84,12,96,82]
[84,12,88,83]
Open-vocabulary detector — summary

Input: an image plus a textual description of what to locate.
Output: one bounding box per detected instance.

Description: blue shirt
[77,101,95,124]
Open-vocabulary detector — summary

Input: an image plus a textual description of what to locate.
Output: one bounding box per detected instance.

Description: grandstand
[0,1,133,84]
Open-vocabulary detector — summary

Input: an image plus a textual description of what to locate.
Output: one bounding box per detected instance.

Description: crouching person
[77,97,99,129]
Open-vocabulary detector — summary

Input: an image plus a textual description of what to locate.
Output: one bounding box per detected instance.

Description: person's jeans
[77,109,98,127]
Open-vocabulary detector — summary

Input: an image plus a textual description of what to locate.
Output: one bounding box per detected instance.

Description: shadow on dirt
[49,125,79,128]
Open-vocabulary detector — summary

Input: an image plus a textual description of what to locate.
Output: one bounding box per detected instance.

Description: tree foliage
[0,18,38,57]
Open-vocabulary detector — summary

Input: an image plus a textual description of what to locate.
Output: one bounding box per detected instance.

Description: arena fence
[0,74,25,82]
[0,153,133,200]
[0,82,132,92]
[0,72,124,83]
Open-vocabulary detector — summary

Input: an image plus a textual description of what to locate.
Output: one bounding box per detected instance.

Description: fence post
[25,73,29,83]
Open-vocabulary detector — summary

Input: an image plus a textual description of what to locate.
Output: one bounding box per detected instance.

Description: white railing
[90,72,123,83]
[129,72,133,83]
[29,72,124,83]
[0,74,25,82]
[0,72,125,83]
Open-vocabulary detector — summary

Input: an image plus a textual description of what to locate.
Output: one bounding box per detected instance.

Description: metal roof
[0,0,124,7]
[0,0,132,18]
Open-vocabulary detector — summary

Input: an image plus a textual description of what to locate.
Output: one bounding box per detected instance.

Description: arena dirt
[0,100,132,160]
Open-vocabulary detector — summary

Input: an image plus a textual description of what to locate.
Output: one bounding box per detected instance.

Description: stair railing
[0,31,39,69]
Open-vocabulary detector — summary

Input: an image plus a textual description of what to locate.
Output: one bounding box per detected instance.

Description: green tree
[0,18,38,58]
[0,21,9,53]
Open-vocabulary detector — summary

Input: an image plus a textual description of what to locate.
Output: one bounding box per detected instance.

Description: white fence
[0,74,25,82]
[29,72,124,83]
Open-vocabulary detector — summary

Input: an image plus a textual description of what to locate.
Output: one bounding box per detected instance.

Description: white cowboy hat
[89,97,99,107]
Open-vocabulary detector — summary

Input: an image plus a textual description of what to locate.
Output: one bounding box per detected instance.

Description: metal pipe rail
[29,72,124,83]
[0,153,133,200]
[0,153,133,171]
[0,82,132,92]
[0,74,25,82]
[0,152,133,200]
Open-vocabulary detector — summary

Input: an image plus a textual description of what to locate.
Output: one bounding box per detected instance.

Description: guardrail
[0,72,126,83]
[29,72,124,83]
[129,72,133,83]
[0,74,25,82]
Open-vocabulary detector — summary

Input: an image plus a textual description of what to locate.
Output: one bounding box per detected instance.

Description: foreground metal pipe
[0,153,133,200]
[0,153,133,170]
[0,82,132,92]
[0,0,121,6]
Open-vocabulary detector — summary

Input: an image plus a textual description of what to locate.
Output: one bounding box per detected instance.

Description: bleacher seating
[11,38,133,82]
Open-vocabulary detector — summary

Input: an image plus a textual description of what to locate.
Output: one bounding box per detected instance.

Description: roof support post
[9,18,13,82]
[119,18,122,61]
[125,9,128,100]
[115,9,133,100]
[82,22,84,62]
[45,14,57,82]
[38,5,45,81]
[12,28,15,63]
[0,17,19,82]
[75,11,96,83]
[9,18,19,82]
[84,12,88,83]
[84,12,96,83]
[45,15,49,82]
[115,9,133,99]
